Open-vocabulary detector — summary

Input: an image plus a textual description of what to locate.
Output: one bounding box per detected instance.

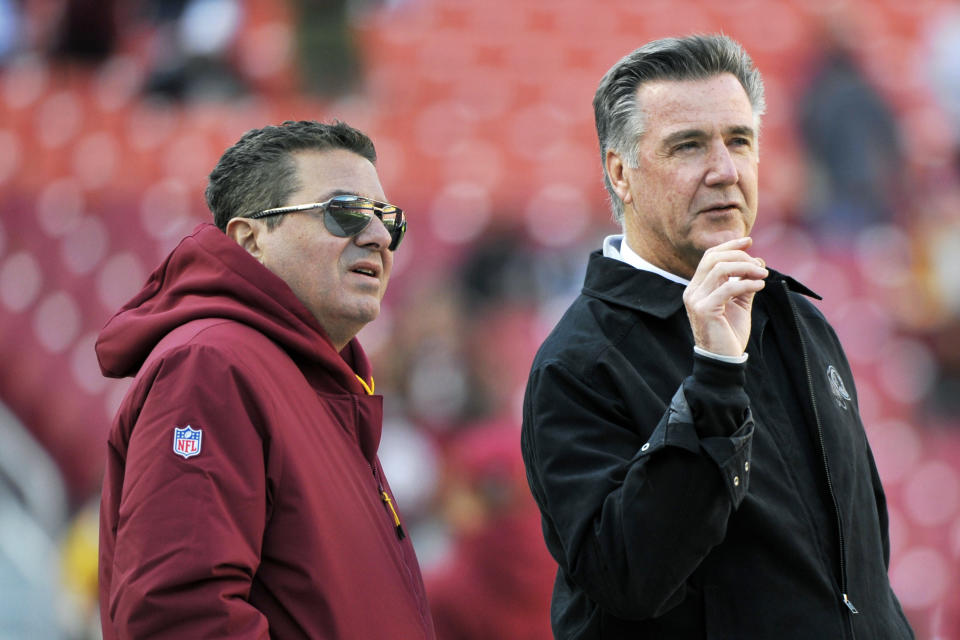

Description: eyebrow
[312,189,361,202]
[726,125,756,139]
[662,125,756,147]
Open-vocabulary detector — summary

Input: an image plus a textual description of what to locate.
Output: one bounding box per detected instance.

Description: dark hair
[593,34,766,223]
[206,120,377,231]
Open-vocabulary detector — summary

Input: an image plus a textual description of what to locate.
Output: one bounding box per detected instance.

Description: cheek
[277,246,337,297]
[652,182,694,225]
[647,166,697,205]
[382,254,394,280]
[738,159,759,192]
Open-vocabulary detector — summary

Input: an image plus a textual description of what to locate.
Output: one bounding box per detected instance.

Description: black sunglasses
[248,194,406,251]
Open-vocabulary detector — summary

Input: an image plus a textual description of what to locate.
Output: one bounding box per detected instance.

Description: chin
[700,229,747,250]
[355,301,382,325]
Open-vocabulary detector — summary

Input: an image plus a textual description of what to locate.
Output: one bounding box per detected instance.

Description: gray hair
[593,34,766,223]
[206,120,377,231]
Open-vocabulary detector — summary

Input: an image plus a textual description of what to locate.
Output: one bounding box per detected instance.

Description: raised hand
[682,236,767,357]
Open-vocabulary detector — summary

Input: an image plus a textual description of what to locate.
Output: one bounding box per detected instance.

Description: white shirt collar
[601,234,690,286]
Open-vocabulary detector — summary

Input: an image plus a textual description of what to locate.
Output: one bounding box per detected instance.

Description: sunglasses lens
[387,220,405,251]
[326,196,405,250]
[325,204,372,237]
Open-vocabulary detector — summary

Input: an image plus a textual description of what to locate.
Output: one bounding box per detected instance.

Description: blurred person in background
[425,423,555,640]
[0,0,23,60]
[60,498,101,639]
[796,18,905,241]
[48,0,119,63]
[290,0,362,98]
[95,120,435,639]
[0,404,71,638]
[0,0,119,64]
[914,1,960,429]
[924,0,960,175]
[521,34,914,639]
[139,0,247,101]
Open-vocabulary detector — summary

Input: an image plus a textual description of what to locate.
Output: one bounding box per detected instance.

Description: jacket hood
[96,223,372,394]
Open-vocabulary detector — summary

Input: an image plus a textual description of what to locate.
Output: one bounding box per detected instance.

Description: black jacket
[521,250,914,639]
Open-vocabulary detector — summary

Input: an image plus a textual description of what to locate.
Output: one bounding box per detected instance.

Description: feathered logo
[826,366,851,410]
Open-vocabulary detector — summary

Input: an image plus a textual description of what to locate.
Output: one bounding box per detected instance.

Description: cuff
[700,416,754,506]
[693,345,748,364]
[687,354,749,438]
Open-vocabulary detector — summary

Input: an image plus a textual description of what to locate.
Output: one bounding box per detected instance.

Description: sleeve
[106,345,271,639]
[522,351,754,620]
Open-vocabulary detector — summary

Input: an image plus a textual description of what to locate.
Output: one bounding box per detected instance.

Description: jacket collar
[580,249,821,319]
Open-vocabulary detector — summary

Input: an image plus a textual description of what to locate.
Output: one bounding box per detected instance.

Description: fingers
[682,237,767,356]
[684,269,765,308]
[686,275,766,313]
[688,238,767,294]
[699,241,765,273]
[702,258,767,281]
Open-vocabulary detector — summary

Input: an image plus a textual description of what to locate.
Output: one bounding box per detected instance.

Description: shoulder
[768,271,830,326]
[787,289,828,321]
[533,289,682,379]
[135,319,294,397]
[154,319,284,363]
[167,318,277,348]
[111,323,281,450]
[533,295,621,375]
[783,289,842,347]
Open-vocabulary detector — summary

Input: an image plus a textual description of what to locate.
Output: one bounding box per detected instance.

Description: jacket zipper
[373,464,406,540]
[349,393,406,542]
[782,281,859,632]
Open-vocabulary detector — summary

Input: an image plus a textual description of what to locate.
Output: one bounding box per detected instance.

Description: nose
[704,141,739,187]
[355,213,393,250]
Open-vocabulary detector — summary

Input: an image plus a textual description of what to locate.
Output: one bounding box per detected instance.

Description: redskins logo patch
[826,365,852,410]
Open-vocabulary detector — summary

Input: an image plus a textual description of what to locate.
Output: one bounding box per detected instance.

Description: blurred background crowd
[1,0,959,638]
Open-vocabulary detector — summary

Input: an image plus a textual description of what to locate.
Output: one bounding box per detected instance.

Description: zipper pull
[380,486,406,540]
[842,593,859,614]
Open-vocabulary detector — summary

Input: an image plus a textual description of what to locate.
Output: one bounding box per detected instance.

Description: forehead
[636,73,755,137]
[287,148,385,203]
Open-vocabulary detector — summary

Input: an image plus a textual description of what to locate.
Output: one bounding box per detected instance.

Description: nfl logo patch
[173,426,202,459]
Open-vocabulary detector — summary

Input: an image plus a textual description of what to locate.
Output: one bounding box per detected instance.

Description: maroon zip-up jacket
[96,223,434,639]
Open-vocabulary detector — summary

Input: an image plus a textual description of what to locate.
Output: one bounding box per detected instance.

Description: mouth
[349,263,380,279]
[699,202,741,215]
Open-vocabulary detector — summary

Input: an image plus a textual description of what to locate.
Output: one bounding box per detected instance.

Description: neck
[622,234,697,280]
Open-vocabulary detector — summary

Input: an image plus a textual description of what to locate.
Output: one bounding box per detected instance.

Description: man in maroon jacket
[96,120,435,638]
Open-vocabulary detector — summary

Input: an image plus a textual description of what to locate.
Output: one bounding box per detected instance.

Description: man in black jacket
[521,34,914,639]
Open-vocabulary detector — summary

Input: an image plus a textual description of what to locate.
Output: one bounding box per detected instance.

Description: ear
[226,217,264,261]
[605,149,634,207]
